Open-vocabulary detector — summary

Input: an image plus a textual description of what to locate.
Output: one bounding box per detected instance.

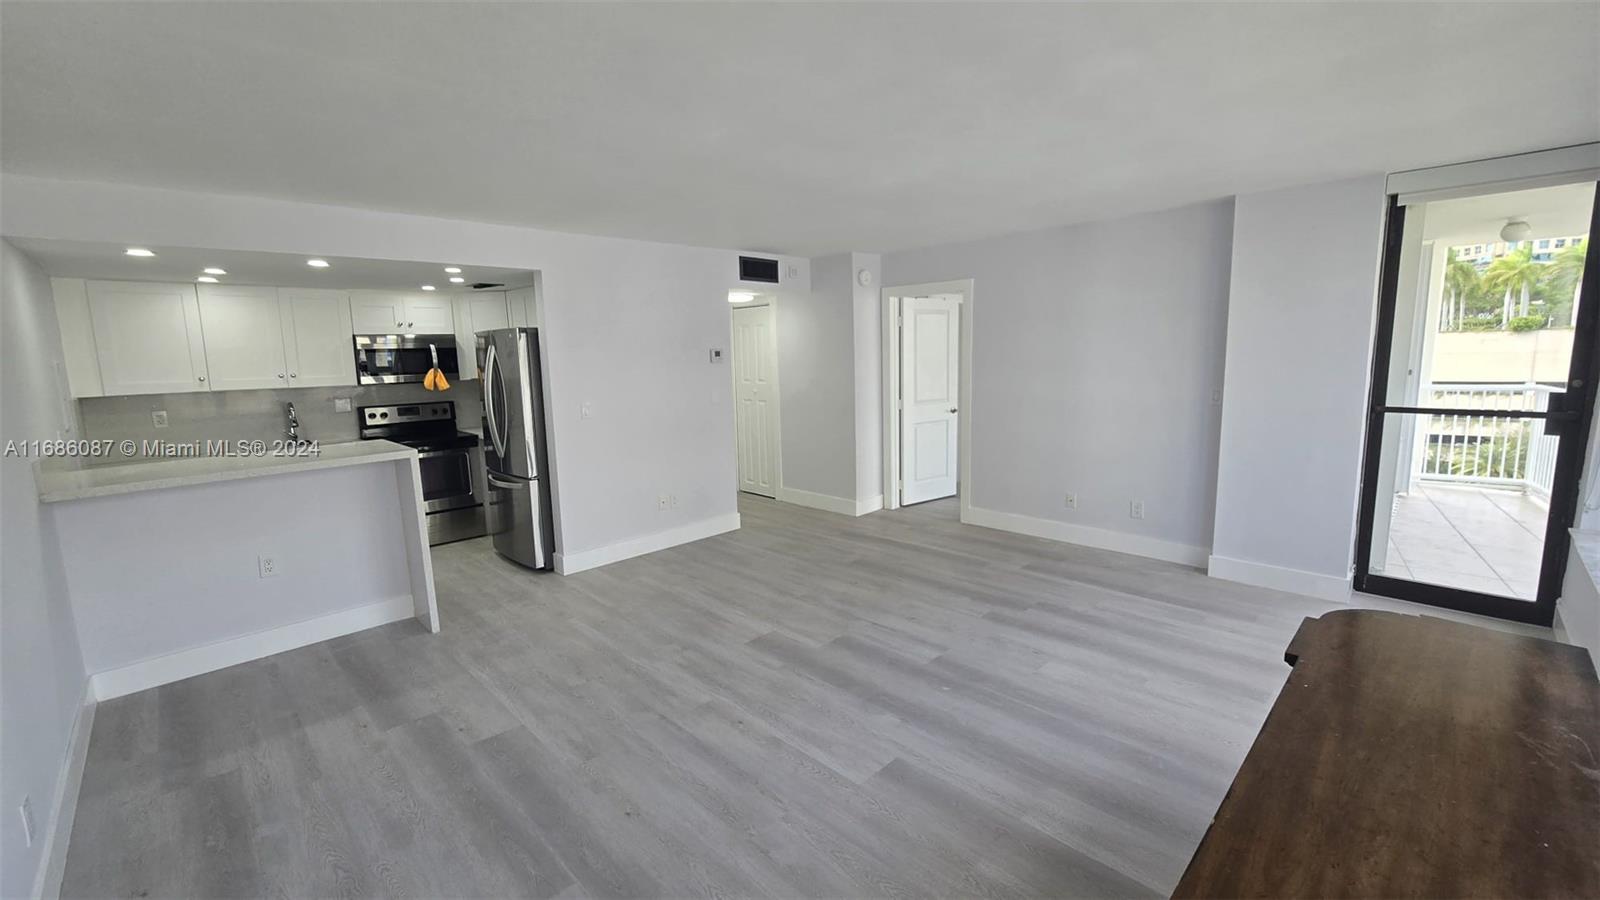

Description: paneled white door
[731,304,779,497]
[900,296,960,504]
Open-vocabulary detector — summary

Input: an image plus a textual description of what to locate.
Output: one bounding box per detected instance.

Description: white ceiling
[8,239,536,293]
[1422,183,1596,246]
[2,2,1596,257]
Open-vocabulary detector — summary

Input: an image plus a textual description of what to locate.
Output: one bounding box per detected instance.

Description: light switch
[581,402,593,419]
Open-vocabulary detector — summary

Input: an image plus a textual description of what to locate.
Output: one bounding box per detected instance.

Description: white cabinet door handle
[290,373,297,379]
[198,375,206,382]
[278,373,285,379]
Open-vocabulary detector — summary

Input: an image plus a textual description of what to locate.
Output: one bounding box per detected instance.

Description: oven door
[416,448,476,512]
[354,335,459,385]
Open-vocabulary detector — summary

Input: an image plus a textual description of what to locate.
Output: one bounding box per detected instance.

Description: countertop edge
[36,443,418,504]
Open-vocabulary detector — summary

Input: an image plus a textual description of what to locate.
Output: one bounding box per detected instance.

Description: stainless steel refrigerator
[479,327,555,569]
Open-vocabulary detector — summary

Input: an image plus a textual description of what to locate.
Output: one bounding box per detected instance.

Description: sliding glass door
[1355,180,1599,624]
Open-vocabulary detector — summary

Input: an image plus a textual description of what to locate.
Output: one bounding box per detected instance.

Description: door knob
[949,407,958,413]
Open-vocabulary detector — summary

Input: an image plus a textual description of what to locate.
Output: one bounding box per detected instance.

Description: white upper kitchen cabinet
[451,291,508,380]
[403,294,455,333]
[87,281,210,394]
[278,289,355,387]
[197,285,290,391]
[349,292,455,334]
[507,285,538,328]
[349,292,408,332]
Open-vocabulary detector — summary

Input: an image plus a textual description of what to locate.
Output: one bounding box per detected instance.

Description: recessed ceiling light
[203,267,227,275]
[125,247,156,257]
[196,276,219,283]
[728,291,756,304]
[306,258,330,268]
[444,267,462,274]
[420,285,436,291]
[449,276,465,283]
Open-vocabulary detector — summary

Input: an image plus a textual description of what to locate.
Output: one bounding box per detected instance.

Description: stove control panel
[360,402,454,425]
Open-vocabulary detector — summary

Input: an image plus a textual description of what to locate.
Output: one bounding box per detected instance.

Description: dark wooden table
[1173,609,1600,899]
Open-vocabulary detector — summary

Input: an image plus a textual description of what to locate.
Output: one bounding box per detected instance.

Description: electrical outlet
[1211,389,1222,405]
[151,410,168,429]
[1064,492,1077,509]
[258,555,280,578]
[709,348,724,363]
[1130,500,1145,520]
[581,402,593,419]
[19,796,35,848]
[657,494,670,511]
[333,397,353,413]
[670,494,679,508]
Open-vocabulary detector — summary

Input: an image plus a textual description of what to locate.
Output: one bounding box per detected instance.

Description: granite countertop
[35,439,417,503]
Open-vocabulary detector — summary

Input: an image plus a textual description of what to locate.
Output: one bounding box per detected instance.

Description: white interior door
[900,296,960,504]
[731,304,779,497]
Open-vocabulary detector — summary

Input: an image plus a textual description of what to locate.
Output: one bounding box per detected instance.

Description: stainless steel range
[358,401,485,545]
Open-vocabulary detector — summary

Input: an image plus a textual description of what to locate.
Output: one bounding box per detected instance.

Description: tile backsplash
[78,381,482,460]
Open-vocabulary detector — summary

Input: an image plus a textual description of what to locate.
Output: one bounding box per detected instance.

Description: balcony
[1380,383,1557,599]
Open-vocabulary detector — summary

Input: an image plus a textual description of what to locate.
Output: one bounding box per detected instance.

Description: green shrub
[1459,317,1500,332]
[1509,315,1546,332]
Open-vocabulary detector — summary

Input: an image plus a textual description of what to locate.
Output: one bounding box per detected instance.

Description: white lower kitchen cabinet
[198,285,290,390]
[279,289,356,386]
[87,280,211,394]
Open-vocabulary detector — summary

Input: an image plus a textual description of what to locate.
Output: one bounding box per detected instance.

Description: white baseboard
[32,680,94,900]
[89,596,415,701]
[778,487,882,518]
[962,505,1209,567]
[1207,554,1353,602]
[555,512,741,575]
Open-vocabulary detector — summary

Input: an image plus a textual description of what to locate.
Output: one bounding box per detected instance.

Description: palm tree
[1443,248,1478,331]
[1545,238,1588,325]
[1484,244,1541,324]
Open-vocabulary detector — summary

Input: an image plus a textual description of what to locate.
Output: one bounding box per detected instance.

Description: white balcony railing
[1416,383,1560,500]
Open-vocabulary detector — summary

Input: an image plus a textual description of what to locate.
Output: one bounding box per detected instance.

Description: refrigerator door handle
[486,472,524,491]
[483,342,507,459]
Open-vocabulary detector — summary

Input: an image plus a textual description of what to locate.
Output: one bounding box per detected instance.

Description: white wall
[0,175,810,563]
[883,200,1235,561]
[852,252,883,505]
[1,239,88,899]
[1209,175,1387,599]
[777,253,859,501]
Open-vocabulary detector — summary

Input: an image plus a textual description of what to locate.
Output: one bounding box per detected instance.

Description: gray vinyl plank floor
[60,494,1551,899]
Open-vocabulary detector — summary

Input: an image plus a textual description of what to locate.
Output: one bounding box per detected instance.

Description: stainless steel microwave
[353,334,460,385]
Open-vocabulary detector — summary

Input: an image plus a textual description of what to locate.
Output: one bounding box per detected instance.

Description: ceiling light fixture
[449,276,465,283]
[728,291,756,304]
[421,285,436,291]
[1500,219,1532,242]
[196,276,219,283]
[306,258,330,268]
[203,267,227,275]
[125,247,156,257]
[444,267,462,274]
